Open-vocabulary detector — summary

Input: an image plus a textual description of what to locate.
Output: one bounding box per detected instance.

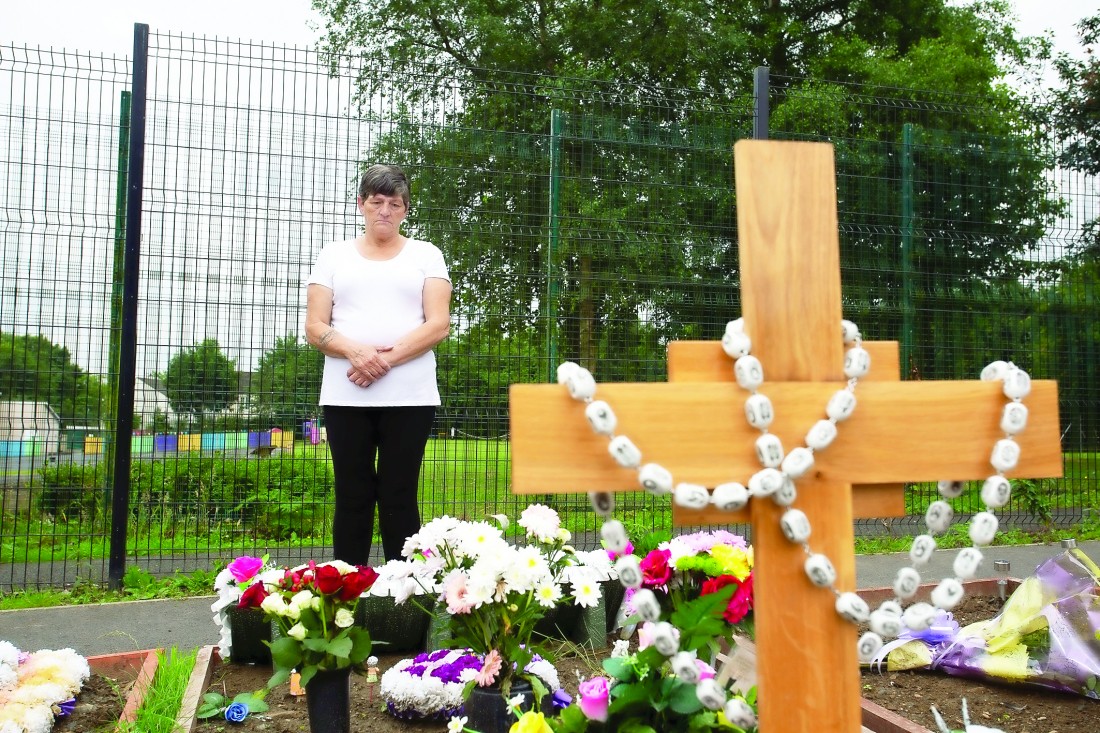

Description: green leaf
[668,680,704,715]
[269,637,304,673]
[602,657,634,681]
[233,691,269,713]
[347,627,373,664]
[326,635,353,659]
[302,637,329,652]
[201,692,228,706]
[267,668,291,689]
[196,703,224,719]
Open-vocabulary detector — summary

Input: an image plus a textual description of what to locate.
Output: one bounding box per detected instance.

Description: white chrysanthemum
[524,658,561,690]
[11,681,68,707]
[464,567,498,608]
[258,567,285,585]
[611,639,631,658]
[18,704,54,733]
[571,575,602,608]
[0,665,17,690]
[505,546,550,591]
[572,550,616,581]
[518,504,562,542]
[325,559,356,575]
[334,608,355,628]
[534,580,563,608]
[403,515,462,556]
[662,537,695,567]
[454,521,508,559]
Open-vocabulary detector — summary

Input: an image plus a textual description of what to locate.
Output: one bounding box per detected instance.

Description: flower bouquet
[236,559,378,688]
[211,554,276,662]
[0,641,89,733]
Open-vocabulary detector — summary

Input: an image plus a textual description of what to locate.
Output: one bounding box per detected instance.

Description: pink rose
[577,676,610,722]
[227,556,265,584]
[637,621,656,650]
[639,549,672,587]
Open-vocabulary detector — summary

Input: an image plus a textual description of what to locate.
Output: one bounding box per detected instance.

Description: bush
[35,462,107,518]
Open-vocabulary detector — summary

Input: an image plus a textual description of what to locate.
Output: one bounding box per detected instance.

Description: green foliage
[164,338,238,417]
[250,334,324,427]
[0,331,107,425]
[119,647,198,733]
[35,461,107,518]
[196,688,269,720]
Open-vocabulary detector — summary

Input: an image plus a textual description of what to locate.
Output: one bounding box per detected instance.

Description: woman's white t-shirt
[306,238,450,407]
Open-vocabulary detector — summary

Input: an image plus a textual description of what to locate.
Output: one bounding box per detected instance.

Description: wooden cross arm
[509,379,1061,494]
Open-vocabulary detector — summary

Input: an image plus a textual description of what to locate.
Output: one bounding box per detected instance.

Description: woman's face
[357,192,408,239]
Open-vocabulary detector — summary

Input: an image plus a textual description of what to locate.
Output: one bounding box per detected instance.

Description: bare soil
[52,671,132,732]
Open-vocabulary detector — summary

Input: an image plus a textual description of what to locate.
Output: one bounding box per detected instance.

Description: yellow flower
[709,544,752,581]
[510,711,553,733]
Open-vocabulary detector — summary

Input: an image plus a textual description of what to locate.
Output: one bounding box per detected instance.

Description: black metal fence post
[753,66,770,140]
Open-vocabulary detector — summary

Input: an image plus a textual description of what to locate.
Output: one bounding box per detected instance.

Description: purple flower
[55,698,77,717]
[551,688,572,710]
[224,702,249,723]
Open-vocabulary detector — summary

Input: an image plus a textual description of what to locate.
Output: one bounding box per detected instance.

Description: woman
[305,164,451,563]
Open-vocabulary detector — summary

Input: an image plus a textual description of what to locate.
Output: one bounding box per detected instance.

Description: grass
[118,647,197,733]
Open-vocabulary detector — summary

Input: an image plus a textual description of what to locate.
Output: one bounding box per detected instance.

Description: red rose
[701,574,737,596]
[640,549,672,587]
[314,564,345,595]
[238,581,269,608]
[338,566,379,601]
[724,573,754,625]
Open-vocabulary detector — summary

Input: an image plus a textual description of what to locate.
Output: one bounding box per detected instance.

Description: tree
[0,332,107,426]
[164,339,238,418]
[250,335,324,428]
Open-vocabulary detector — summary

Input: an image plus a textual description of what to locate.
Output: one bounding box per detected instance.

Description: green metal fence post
[104,90,131,481]
[900,123,915,375]
[545,108,562,383]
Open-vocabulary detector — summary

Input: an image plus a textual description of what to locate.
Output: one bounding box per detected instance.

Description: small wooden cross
[509,141,1063,733]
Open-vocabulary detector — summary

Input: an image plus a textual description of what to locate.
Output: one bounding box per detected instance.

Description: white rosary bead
[671,651,700,684]
[772,476,798,506]
[826,389,857,421]
[902,601,936,630]
[980,360,1010,382]
[869,608,904,638]
[841,319,861,344]
[1002,367,1031,400]
[780,508,812,543]
[878,600,904,617]
[712,482,750,511]
[952,547,983,579]
[638,463,673,495]
[835,592,871,624]
[615,555,643,589]
[857,631,885,662]
[587,491,614,517]
[632,588,662,622]
[721,330,752,359]
[734,354,765,390]
[805,419,838,450]
[696,678,727,711]
[843,346,871,379]
[744,393,775,429]
[608,435,642,468]
[651,622,680,656]
[990,438,1020,473]
[936,480,966,499]
[969,512,999,546]
[725,317,745,335]
[748,468,784,497]
[673,483,710,510]
[931,578,964,610]
[600,520,630,554]
[1000,402,1029,434]
[980,475,1012,509]
[909,534,937,566]
[804,553,837,588]
[564,367,597,400]
[723,698,757,729]
[781,446,815,479]
[893,567,921,600]
[584,400,617,435]
[924,501,954,535]
[556,361,582,383]
[754,433,784,468]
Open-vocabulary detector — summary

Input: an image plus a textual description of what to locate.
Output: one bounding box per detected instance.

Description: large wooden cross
[509,141,1063,733]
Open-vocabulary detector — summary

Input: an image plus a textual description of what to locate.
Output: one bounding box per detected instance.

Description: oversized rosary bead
[781,447,815,479]
[723,698,757,729]
[588,491,614,517]
[600,520,629,554]
[734,354,765,390]
[671,651,700,684]
[980,360,1010,382]
[744,393,775,429]
[843,346,871,379]
[925,501,954,535]
[869,609,904,639]
[931,578,964,610]
[712,482,749,512]
[805,419,838,450]
[893,567,921,600]
[754,433,784,468]
[990,438,1021,473]
[725,317,745,335]
[878,600,904,617]
[615,555,643,589]
[969,511,999,546]
[804,553,837,588]
[651,622,680,656]
[695,678,727,711]
[980,475,1012,509]
[584,400,617,435]
[835,592,871,624]
[1002,366,1031,400]
[608,435,642,468]
[953,547,983,579]
[564,367,597,400]
[826,389,857,421]
[1000,402,1029,434]
[902,601,936,630]
[556,361,581,383]
[772,476,798,507]
[673,483,710,510]
[721,330,752,359]
[841,319,861,344]
[638,463,673,495]
[937,480,966,499]
[857,632,884,663]
[748,468,784,497]
[632,588,662,622]
[909,534,937,566]
[780,508,812,543]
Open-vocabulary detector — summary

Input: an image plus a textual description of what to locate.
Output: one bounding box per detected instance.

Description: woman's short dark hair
[358,164,410,208]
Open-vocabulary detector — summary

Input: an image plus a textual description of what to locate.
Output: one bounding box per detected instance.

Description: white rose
[334,608,355,628]
[261,594,289,617]
[287,622,308,640]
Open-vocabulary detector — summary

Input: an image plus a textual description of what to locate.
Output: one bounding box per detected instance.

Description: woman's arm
[380,277,453,368]
[305,283,392,385]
